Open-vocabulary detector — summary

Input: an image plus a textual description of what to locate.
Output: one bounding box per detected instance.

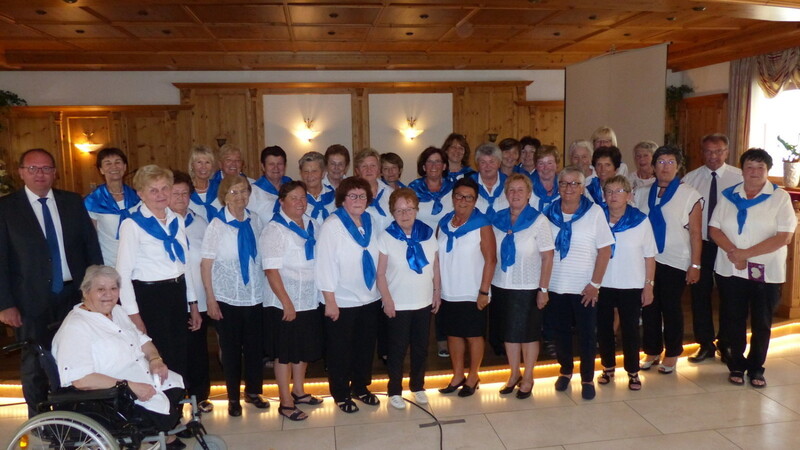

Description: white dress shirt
[491,214,555,290]
[683,163,743,240]
[377,227,439,311]
[437,219,488,302]
[24,186,73,281]
[602,217,657,289]
[366,179,394,232]
[183,209,208,312]
[475,174,509,216]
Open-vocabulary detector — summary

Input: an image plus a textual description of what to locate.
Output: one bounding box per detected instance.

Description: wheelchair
[4,341,226,450]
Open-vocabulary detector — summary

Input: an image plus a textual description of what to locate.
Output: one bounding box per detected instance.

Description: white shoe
[389,395,406,409]
[413,391,429,404]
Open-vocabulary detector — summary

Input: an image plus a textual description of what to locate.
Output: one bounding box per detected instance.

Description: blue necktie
[38,198,63,293]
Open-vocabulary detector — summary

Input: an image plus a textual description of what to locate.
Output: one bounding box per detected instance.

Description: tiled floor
[4,335,800,449]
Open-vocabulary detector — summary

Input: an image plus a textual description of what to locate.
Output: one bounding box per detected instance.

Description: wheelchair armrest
[48,386,129,404]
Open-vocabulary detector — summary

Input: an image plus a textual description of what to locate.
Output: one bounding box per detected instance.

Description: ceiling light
[420,14,429,19]
[328,31,336,35]
[329,13,339,18]
[63,0,78,4]
[35,10,47,15]
[692,6,707,12]
[667,16,677,21]
[588,15,598,20]
[406,31,414,36]
[75,29,85,34]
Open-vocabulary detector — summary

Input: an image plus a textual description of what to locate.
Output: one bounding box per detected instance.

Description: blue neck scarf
[272,212,316,260]
[84,184,140,238]
[370,187,387,216]
[409,177,454,216]
[333,208,376,289]
[129,206,186,264]
[381,177,406,189]
[184,211,194,228]
[307,189,335,221]
[609,205,647,258]
[513,164,535,177]
[190,171,223,222]
[254,175,292,214]
[438,209,491,253]
[492,205,540,272]
[221,209,258,285]
[531,171,559,212]
[471,171,507,219]
[544,196,593,259]
[721,183,778,234]
[385,220,433,274]
[447,166,475,183]
[647,177,681,253]
[586,177,607,208]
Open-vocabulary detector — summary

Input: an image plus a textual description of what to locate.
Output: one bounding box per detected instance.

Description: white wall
[262,94,352,180]
[368,93,453,184]
[667,62,730,96]
[0,70,562,106]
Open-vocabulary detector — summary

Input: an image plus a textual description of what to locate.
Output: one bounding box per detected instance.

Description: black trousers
[717,276,781,376]
[133,277,189,377]
[185,311,211,403]
[690,240,729,347]
[487,292,507,355]
[550,292,597,383]
[386,305,431,396]
[597,287,642,374]
[325,301,380,402]
[642,263,685,358]
[216,302,263,402]
[19,282,80,417]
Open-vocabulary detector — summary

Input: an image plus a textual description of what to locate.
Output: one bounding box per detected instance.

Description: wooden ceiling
[1,0,800,71]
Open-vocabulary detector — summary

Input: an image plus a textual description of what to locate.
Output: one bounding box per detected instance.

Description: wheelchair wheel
[7,410,118,450]
[193,434,227,450]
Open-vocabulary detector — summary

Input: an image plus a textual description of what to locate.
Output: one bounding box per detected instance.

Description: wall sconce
[401,117,424,141]
[296,118,320,142]
[74,131,104,154]
[487,131,499,143]
[215,135,227,148]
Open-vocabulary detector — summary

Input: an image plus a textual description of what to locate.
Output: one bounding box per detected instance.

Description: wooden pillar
[777,209,800,318]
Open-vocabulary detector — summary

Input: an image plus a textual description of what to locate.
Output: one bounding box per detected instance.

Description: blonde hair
[133,165,173,192]
[188,145,216,176]
[591,126,617,147]
[504,172,533,195]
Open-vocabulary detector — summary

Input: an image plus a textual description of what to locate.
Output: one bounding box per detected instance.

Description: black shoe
[581,383,596,400]
[554,375,571,391]
[688,345,716,363]
[438,378,465,394]
[228,401,242,417]
[499,376,521,395]
[176,428,193,439]
[458,380,480,397]
[717,345,732,364]
[166,437,186,450]
[244,394,270,409]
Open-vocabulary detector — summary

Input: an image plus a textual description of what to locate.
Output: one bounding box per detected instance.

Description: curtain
[756,47,800,98]
[728,57,754,161]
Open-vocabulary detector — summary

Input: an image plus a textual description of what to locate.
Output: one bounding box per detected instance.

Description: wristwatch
[644,279,655,287]
[540,287,549,293]
[589,281,601,289]
[690,264,701,270]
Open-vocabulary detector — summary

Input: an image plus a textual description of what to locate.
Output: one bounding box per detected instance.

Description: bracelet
[540,287,549,293]
[478,290,489,296]
[690,264,701,270]
[148,356,162,363]
[188,301,198,306]
[589,281,601,289]
[644,279,655,287]
[115,379,128,389]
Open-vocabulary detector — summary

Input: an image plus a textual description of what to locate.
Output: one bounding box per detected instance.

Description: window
[749,85,800,177]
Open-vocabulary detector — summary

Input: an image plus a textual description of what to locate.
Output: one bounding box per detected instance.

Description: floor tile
[757,383,800,414]
[563,430,738,450]
[196,400,283,435]
[625,390,800,434]
[564,370,705,403]
[715,420,800,449]
[427,379,576,418]
[486,402,660,448]
[280,394,435,430]
[211,426,335,449]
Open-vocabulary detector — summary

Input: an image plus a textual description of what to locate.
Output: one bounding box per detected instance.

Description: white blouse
[367,180,395,232]
[314,213,381,308]
[189,191,222,223]
[116,204,196,315]
[602,217,657,289]
[710,183,797,283]
[248,184,279,226]
[491,214,555,290]
[305,186,336,227]
[52,304,184,415]
[377,227,439,311]
[89,199,139,267]
[415,185,454,231]
[261,211,322,312]
[201,208,265,307]
[628,171,656,203]
[475,174,509,216]
[682,163,742,240]
[634,183,703,270]
[437,219,488,302]
[183,209,208,312]
[548,204,615,295]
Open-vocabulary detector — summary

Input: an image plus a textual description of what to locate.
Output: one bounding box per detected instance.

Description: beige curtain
[756,47,800,98]
[728,57,755,161]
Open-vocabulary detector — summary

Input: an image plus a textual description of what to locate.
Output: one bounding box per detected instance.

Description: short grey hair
[474,142,502,165]
[558,166,586,185]
[299,151,325,171]
[633,140,658,154]
[568,140,593,159]
[80,265,121,298]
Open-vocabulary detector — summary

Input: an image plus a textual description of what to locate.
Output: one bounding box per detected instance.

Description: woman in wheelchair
[51,265,187,449]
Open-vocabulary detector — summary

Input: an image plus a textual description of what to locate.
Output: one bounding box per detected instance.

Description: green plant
[0,90,26,107]
[665,84,694,146]
[778,135,800,162]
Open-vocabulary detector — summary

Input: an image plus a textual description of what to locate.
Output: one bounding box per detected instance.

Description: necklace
[81,304,112,319]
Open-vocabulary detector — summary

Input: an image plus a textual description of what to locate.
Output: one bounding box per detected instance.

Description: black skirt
[262,306,282,359]
[440,299,487,338]
[275,306,325,364]
[491,285,541,343]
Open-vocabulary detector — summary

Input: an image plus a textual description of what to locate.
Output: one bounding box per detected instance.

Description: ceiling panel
[82,4,193,23]
[368,26,449,41]
[208,25,290,40]
[288,5,381,25]
[376,6,470,26]
[187,5,286,24]
[27,24,128,39]
[292,26,370,41]
[123,25,210,39]
[0,22,45,38]
[0,3,100,23]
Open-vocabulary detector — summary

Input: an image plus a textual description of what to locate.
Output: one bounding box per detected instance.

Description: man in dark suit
[0,148,102,417]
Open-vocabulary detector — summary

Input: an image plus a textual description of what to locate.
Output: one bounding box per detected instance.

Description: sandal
[628,373,642,391]
[728,371,745,386]
[279,405,307,421]
[336,399,359,413]
[598,368,615,385]
[748,373,767,388]
[292,392,324,405]
[354,392,380,406]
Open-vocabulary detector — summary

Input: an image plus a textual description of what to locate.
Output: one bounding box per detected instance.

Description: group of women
[62,128,794,437]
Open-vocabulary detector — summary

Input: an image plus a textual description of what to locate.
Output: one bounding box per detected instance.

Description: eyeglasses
[656,160,677,166]
[425,160,444,166]
[346,193,368,200]
[603,188,629,196]
[453,193,476,202]
[558,181,582,188]
[24,166,56,174]
[393,208,418,216]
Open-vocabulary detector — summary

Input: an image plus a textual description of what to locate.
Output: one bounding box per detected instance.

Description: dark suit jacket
[0,188,102,318]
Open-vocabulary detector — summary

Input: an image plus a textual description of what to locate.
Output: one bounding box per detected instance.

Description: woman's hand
[128,381,156,401]
[282,303,297,322]
[325,303,340,321]
[581,284,599,307]
[206,297,222,321]
[149,358,169,384]
[188,308,202,331]
[641,285,654,307]
[686,266,700,284]
[477,293,490,310]
[382,299,396,318]
[536,290,549,310]
[431,294,441,314]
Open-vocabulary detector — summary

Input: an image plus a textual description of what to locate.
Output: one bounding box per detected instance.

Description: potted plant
[778,135,800,188]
